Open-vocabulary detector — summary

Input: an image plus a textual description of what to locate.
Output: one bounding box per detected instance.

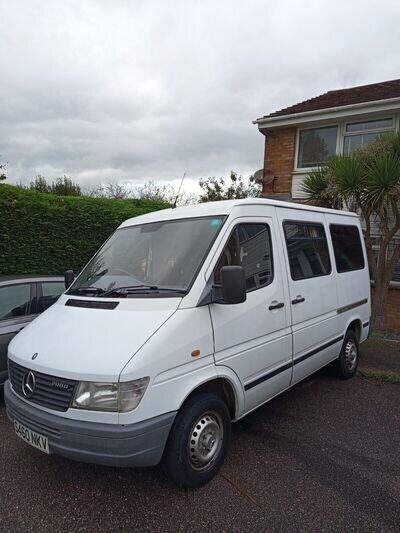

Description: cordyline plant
[301,131,400,329]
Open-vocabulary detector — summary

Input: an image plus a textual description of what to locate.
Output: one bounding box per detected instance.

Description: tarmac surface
[0,363,399,532]
[359,336,400,374]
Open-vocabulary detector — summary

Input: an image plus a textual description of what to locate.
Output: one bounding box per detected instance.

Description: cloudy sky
[1,0,400,193]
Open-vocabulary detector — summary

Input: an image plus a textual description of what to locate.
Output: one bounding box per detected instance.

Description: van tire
[335,330,359,379]
[162,392,231,488]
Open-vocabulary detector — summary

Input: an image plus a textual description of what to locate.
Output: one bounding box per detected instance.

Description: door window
[38,282,64,312]
[0,284,31,321]
[214,223,273,291]
[283,222,331,280]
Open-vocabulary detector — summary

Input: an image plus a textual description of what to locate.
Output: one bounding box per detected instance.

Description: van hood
[8,295,180,381]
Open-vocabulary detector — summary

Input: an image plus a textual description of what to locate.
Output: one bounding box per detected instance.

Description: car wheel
[162,392,231,488]
[335,330,359,379]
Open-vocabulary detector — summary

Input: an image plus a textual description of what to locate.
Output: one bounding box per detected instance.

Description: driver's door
[208,217,292,413]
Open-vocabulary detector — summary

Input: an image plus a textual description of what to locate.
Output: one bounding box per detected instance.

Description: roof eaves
[253,96,400,127]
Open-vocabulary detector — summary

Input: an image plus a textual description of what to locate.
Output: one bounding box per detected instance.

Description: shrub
[0,184,170,275]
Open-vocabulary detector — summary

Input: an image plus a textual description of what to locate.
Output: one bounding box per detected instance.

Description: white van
[5,199,371,487]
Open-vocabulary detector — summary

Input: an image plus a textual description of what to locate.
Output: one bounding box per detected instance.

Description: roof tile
[262,79,400,119]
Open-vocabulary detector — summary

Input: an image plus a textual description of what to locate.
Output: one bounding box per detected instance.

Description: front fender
[177,363,245,420]
[119,357,246,425]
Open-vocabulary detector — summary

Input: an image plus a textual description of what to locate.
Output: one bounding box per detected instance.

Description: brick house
[253,79,400,331]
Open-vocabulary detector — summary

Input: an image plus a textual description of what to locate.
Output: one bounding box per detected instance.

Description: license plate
[14,420,49,454]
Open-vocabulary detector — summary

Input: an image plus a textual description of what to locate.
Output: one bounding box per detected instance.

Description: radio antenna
[173,172,186,208]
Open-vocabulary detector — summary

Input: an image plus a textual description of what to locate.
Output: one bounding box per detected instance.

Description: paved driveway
[0,371,399,532]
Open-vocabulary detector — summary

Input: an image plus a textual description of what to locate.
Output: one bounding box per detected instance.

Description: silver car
[0,276,64,385]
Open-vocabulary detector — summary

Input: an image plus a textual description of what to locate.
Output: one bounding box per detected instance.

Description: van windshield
[68,216,226,297]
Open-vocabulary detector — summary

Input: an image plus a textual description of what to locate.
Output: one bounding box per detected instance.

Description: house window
[297,126,338,168]
[343,118,394,154]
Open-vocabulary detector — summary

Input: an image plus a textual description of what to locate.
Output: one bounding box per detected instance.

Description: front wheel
[335,330,359,379]
[162,392,231,488]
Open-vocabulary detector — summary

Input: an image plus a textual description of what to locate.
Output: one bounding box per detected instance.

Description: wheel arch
[179,373,244,420]
[346,318,362,341]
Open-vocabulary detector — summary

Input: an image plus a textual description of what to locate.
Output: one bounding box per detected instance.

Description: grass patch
[357,369,400,384]
[370,329,400,342]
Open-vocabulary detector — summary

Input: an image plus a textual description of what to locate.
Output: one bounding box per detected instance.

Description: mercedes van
[4,199,371,487]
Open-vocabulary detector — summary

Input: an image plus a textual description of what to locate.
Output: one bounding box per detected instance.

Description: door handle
[292,296,305,305]
[269,301,285,310]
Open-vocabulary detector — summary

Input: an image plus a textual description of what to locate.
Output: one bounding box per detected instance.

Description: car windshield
[68,216,226,297]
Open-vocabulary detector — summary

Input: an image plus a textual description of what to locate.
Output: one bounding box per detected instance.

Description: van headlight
[72,378,150,412]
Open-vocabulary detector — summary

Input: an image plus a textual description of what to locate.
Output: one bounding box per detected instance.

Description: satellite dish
[254,167,275,185]
[263,173,275,185]
[254,169,264,181]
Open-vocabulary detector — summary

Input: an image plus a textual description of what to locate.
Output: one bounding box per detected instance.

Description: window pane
[71,216,226,294]
[346,118,393,132]
[38,282,64,312]
[297,126,338,168]
[238,224,273,290]
[42,282,64,297]
[330,225,365,272]
[343,132,383,154]
[343,135,362,154]
[284,222,331,280]
[0,284,30,320]
[214,224,273,290]
[214,232,240,284]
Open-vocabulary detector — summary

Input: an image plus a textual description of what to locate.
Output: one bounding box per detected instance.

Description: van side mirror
[64,270,75,290]
[220,266,246,304]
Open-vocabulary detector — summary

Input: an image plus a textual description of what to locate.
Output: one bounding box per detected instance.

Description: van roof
[120,198,358,228]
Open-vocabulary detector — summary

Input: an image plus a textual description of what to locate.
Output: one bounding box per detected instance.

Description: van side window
[214,224,273,291]
[330,224,365,272]
[283,222,331,280]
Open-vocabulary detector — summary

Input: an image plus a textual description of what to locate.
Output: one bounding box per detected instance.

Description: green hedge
[0,184,170,276]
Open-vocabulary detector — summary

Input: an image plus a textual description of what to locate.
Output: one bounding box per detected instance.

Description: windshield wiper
[101,285,187,297]
[68,286,105,296]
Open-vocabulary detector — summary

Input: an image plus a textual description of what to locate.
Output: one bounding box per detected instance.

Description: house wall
[262,128,296,195]
[260,121,399,332]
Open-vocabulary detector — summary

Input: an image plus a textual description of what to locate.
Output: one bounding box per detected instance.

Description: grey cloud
[1,0,400,191]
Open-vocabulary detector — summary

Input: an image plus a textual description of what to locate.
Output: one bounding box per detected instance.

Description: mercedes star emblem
[22,371,36,398]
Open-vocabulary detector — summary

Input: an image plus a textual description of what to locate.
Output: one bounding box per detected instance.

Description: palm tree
[301,132,400,329]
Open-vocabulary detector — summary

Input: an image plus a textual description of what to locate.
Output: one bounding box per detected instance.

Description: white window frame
[294,115,399,172]
[294,124,340,171]
[342,117,395,155]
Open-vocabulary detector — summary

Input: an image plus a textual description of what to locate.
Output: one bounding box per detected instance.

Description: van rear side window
[329,224,365,273]
[283,222,331,280]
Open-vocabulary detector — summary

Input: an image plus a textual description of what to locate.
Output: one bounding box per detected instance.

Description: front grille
[8,359,76,412]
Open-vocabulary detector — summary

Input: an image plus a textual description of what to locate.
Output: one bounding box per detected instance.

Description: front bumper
[0,368,7,386]
[4,380,176,467]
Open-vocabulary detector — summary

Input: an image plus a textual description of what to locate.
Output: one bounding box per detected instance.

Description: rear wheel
[162,392,231,488]
[335,330,359,379]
